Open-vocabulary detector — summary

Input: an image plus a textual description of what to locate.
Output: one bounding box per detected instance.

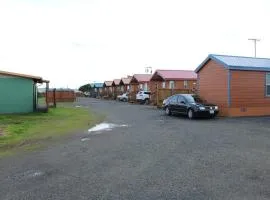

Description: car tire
[123,98,127,102]
[165,107,172,116]
[210,114,216,119]
[188,109,194,119]
[144,98,149,105]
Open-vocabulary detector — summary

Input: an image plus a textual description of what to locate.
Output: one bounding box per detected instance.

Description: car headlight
[199,106,205,110]
[214,106,218,110]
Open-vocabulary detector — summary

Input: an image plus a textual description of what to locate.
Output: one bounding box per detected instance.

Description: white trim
[266,73,270,96]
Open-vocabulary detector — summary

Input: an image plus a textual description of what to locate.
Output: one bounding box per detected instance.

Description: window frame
[162,81,166,88]
[266,73,270,96]
[144,83,148,91]
[184,80,188,89]
[169,81,175,89]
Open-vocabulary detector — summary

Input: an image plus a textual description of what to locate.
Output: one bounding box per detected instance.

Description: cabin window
[127,85,130,90]
[169,81,175,89]
[184,80,188,89]
[162,81,166,88]
[266,73,270,96]
[144,83,148,91]
[139,84,143,89]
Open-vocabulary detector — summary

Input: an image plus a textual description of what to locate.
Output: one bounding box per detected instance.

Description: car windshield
[193,95,204,103]
[184,95,204,103]
[184,95,195,103]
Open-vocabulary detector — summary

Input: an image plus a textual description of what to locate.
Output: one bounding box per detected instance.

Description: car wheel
[210,114,216,119]
[165,107,171,116]
[144,99,149,105]
[123,98,127,102]
[188,109,194,119]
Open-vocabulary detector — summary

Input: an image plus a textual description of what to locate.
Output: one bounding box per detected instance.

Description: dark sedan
[163,94,219,119]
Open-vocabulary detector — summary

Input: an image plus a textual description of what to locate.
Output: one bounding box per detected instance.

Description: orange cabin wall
[197,60,229,116]
[229,70,270,116]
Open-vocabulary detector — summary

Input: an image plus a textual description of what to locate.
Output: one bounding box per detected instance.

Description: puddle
[8,170,45,181]
[81,138,91,141]
[30,171,44,177]
[88,122,129,133]
[23,170,45,178]
[75,105,88,108]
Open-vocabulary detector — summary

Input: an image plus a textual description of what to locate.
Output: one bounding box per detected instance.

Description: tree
[79,83,91,92]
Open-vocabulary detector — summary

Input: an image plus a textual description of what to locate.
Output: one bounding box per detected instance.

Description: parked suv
[117,92,129,102]
[136,91,151,104]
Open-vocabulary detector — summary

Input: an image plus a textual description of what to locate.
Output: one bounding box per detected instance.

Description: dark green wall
[0,76,34,114]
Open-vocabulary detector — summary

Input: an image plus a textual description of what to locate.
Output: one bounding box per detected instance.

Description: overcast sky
[0,0,269,88]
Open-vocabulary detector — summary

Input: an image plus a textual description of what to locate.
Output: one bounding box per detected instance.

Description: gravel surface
[1,97,270,200]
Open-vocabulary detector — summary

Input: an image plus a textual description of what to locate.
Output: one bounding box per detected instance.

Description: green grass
[0,103,104,157]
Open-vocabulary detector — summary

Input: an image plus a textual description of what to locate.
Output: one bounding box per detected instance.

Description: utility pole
[144,65,152,74]
[248,38,260,57]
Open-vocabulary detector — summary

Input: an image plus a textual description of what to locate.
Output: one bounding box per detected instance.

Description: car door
[169,95,178,113]
[176,95,187,113]
[136,91,143,100]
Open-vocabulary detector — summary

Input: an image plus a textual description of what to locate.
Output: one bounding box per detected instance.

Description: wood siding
[149,80,196,105]
[149,80,196,92]
[197,60,229,116]
[229,70,270,116]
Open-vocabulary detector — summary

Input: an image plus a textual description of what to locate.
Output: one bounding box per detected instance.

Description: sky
[0,0,270,88]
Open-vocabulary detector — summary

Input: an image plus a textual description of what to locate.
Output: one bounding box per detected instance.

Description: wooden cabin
[195,54,270,117]
[149,70,197,106]
[103,81,114,99]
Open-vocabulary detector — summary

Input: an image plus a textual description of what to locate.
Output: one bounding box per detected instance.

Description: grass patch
[0,103,104,157]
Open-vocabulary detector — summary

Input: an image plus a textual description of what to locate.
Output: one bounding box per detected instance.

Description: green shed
[0,70,49,114]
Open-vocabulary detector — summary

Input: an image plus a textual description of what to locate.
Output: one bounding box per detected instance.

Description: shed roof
[150,70,197,81]
[93,83,104,88]
[121,77,132,85]
[104,81,113,87]
[130,74,151,83]
[195,54,270,73]
[0,70,49,83]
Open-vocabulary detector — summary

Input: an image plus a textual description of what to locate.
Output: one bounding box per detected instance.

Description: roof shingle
[121,77,132,85]
[104,81,113,86]
[113,79,121,85]
[151,70,197,81]
[132,74,152,83]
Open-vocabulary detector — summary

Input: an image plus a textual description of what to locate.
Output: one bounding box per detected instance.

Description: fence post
[45,82,49,108]
[53,88,56,108]
[156,83,159,106]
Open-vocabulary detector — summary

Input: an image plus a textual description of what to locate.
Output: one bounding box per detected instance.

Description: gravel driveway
[1,98,270,200]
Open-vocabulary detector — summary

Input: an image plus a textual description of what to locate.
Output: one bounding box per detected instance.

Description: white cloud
[0,0,269,88]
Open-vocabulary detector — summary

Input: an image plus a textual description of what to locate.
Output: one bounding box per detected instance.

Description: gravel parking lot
[1,98,270,200]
